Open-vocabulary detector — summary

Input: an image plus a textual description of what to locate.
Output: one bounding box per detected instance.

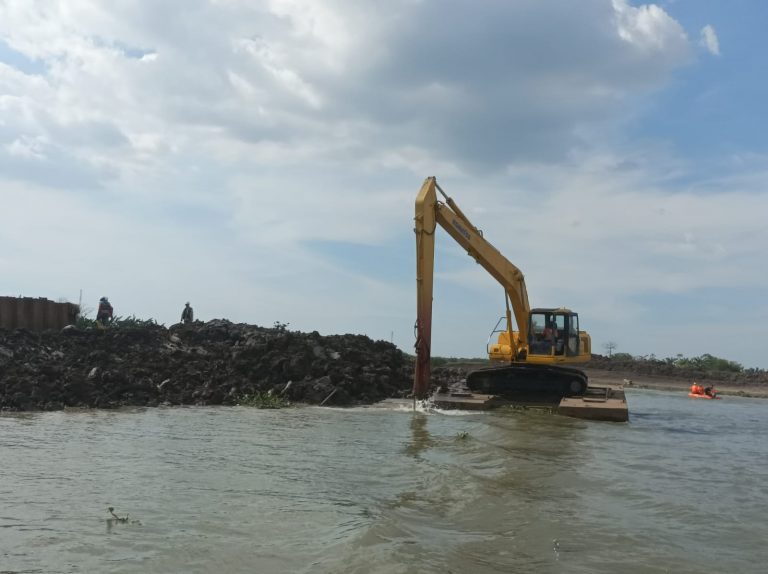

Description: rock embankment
[0,320,417,411]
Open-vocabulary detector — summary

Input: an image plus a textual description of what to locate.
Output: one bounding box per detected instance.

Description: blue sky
[637,1,768,165]
[1,0,767,368]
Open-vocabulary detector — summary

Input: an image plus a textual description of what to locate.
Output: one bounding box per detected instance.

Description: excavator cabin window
[528,311,580,357]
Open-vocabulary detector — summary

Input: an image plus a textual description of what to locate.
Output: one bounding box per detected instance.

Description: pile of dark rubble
[0,320,456,411]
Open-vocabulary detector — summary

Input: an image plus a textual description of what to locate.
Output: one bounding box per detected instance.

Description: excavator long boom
[414,176,530,398]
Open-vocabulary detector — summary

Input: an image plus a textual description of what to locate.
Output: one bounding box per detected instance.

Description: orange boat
[688,392,720,400]
[688,383,720,400]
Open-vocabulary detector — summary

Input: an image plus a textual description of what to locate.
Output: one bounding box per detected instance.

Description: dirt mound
[0,320,416,411]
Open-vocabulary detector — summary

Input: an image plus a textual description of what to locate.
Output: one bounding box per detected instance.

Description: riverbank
[3,322,765,411]
[583,368,768,399]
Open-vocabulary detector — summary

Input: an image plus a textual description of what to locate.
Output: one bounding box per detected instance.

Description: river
[2,390,767,573]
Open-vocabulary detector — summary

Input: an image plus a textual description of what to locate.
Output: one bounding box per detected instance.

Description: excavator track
[466,363,588,398]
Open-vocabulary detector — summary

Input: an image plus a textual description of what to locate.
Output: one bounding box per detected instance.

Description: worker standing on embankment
[96,297,113,326]
[181,302,194,324]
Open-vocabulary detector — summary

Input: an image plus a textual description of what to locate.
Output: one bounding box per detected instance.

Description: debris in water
[107,506,129,523]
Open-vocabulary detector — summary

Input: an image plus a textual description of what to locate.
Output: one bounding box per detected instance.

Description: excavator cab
[477,307,590,397]
[487,307,589,364]
[528,308,581,359]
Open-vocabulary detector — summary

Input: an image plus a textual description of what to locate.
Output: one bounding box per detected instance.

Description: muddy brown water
[2,390,767,573]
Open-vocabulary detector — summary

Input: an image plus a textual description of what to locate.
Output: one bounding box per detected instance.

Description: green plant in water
[239,391,290,409]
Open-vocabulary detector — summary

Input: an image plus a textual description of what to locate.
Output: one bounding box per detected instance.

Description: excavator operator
[545,317,565,356]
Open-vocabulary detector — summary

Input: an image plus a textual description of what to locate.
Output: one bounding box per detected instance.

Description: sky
[1,0,767,368]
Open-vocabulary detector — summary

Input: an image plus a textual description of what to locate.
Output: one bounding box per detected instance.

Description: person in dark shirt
[96,297,113,326]
[181,302,194,324]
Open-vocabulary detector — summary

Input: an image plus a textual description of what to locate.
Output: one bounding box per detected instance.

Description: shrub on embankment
[589,353,768,385]
[0,320,414,411]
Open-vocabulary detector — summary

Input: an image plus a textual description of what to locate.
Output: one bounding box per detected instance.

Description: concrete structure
[0,296,79,331]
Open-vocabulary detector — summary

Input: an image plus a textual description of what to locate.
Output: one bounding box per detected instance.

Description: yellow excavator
[414,176,592,400]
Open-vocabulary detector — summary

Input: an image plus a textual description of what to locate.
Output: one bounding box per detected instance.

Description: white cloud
[0,1,764,366]
[613,0,689,54]
[0,0,697,180]
[700,24,721,56]
[5,135,47,159]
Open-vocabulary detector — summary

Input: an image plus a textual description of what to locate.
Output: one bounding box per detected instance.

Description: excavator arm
[414,176,531,398]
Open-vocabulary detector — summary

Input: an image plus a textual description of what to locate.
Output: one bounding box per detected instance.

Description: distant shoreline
[583,368,768,399]
[431,361,768,400]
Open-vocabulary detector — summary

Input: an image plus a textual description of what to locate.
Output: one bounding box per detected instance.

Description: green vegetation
[273,321,290,333]
[238,391,291,409]
[75,314,95,329]
[111,315,163,329]
[668,353,743,373]
[435,351,754,375]
[605,352,750,375]
[74,314,162,330]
